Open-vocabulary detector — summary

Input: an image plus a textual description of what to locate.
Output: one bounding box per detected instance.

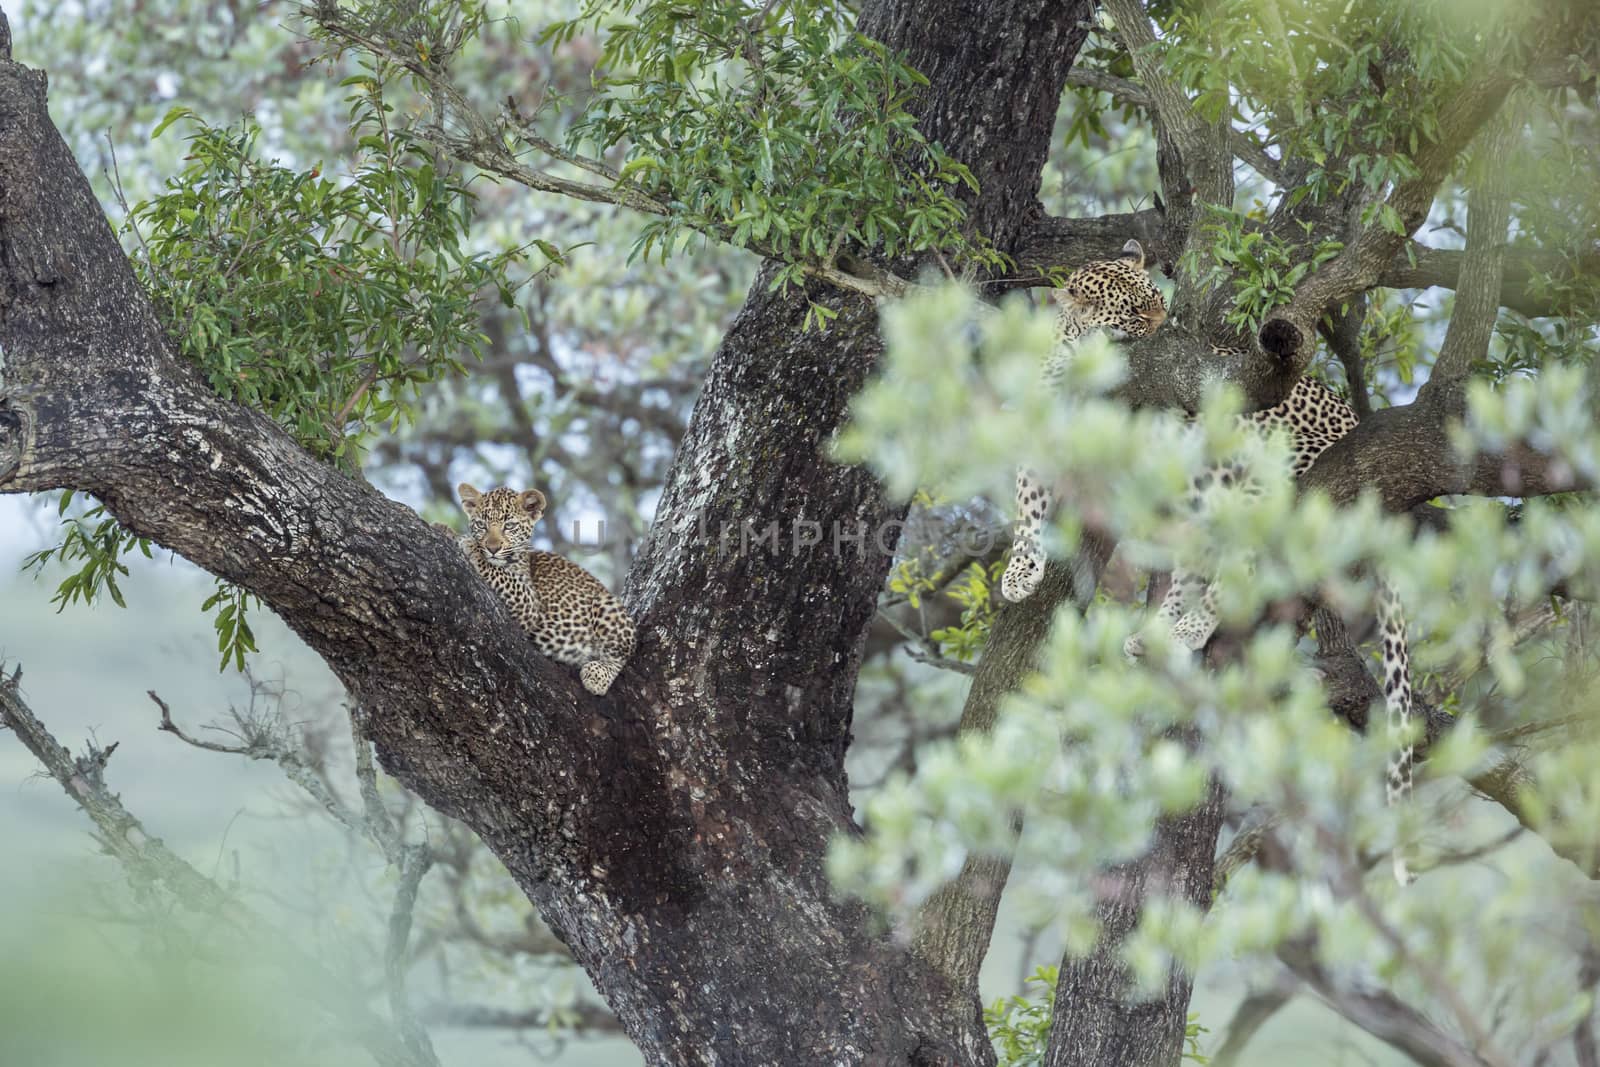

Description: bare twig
[876,607,979,676]
[421,1000,622,1032]
[350,703,402,859]
[2,663,437,1067]
[151,685,367,838]
[387,844,438,1064]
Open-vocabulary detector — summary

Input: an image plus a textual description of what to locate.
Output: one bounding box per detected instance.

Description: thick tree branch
[1010,209,1171,285]
[1320,295,1371,417]
[1045,774,1227,1067]
[1259,65,1523,372]
[1379,242,1600,320]
[1278,940,1504,1067]
[1210,973,1300,1067]
[1423,117,1516,396]
[1299,397,1591,514]
[912,538,1112,1010]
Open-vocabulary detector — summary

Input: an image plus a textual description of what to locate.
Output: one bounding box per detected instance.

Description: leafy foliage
[1156,0,1505,202]
[985,966,1057,1066]
[128,86,524,465]
[928,560,1005,663]
[1186,209,1344,332]
[20,492,152,612]
[833,280,1600,1059]
[545,0,1000,292]
[201,580,262,673]
[26,67,538,670]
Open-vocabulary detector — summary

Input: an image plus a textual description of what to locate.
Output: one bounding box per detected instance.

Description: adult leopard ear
[458,483,483,514]
[519,489,547,520]
[1120,239,1145,269]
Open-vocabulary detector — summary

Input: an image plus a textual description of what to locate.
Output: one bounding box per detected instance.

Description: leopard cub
[444,483,636,695]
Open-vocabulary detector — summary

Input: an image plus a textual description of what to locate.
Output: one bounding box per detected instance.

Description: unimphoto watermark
[556,507,1001,560]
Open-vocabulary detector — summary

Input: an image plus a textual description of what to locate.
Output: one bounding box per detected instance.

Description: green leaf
[150,106,193,140]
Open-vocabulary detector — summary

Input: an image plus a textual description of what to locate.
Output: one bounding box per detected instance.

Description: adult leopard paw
[1001,551,1044,603]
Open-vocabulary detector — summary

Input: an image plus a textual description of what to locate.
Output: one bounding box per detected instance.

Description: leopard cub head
[457,483,548,569]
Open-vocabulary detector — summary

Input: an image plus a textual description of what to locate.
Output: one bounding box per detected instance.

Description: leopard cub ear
[457,483,483,514]
[1119,238,1145,269]
[519,488,547,519]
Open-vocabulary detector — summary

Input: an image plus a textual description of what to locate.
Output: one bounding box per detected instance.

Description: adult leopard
[999,240,1416,883]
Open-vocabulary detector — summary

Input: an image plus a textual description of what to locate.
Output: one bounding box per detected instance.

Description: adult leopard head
[1053,239,1167,340]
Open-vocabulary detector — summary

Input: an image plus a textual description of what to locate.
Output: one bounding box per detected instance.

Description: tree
[2,1,1599,1066]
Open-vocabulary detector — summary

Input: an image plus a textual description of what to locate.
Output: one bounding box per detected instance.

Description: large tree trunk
[0,2,1095,1062]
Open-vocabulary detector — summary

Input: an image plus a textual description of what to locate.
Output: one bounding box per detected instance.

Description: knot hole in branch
[1258,317,1304,363]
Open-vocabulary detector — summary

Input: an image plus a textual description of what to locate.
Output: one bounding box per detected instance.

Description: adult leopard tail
[1002,466,1051,602]
[580,658,624,696]
[1378,578,1416,886]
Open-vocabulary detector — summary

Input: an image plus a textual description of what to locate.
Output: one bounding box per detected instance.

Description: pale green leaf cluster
[1185,209,1345,332]
[832,280,1600,1041]
[1157,0,1523,198]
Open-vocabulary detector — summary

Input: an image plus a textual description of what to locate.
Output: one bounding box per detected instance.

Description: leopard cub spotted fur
[446,483,636,696]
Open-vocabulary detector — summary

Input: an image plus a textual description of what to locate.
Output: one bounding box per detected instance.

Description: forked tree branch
[1101,0,1233,212]
[1257,63,1525,372]
[1063,67,1283,183]
[1278,939,1505,1067]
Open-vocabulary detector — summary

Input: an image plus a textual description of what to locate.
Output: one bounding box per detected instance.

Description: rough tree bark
[4,0,1589,1063]
[0,3,1098,1064]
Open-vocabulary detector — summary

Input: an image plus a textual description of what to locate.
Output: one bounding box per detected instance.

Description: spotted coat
[998,240,1416,884]
[447,484,637,696]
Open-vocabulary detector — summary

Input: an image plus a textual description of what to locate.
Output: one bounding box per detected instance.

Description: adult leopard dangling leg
[999,240,1165,605]
[1378,578,1417,886]
[1002,466,1052,603]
